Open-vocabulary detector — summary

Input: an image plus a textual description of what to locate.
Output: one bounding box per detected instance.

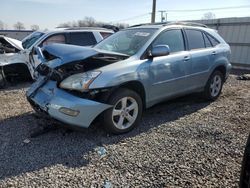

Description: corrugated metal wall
[196,17,250,69]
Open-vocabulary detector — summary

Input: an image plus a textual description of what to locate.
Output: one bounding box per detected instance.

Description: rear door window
[203,33,213,48]
[185,29,205,50]
[68,32,96,46]
[152,29,185,53]
[206,33,220,46]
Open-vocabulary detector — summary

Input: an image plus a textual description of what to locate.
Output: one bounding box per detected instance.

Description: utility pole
[158,10,166,22]
[151,0,156,23]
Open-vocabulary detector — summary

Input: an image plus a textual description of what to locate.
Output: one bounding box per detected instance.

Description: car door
[148,29,191,103]
[184,29,215,89]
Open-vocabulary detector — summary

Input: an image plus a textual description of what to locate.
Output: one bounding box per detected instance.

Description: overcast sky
[1,0,250,30]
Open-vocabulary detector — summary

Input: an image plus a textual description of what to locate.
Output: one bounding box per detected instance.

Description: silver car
[27,22,231,134]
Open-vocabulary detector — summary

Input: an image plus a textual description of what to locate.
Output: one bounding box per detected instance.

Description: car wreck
[27,22,231,134]
[0,28,114,88]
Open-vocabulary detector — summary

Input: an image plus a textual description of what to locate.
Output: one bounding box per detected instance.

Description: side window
[100,32,113,39]
[203,33,212,48]
[152,29,185,53]
[68,32,96,46]
[42,34,65,46]
[186,29,205,50]
[206,34,220,46]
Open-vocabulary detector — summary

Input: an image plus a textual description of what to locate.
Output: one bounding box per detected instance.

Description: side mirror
[150,45,170,58]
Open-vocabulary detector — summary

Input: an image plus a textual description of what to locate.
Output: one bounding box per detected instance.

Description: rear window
[100,32,113,39]
[186,29,205,50]
[68,32,96,46]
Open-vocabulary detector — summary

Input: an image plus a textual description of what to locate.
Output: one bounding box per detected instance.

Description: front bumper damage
[26,78,111,128]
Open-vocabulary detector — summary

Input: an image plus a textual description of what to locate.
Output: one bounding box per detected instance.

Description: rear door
[184,29,215,89]
[148,29,191,102]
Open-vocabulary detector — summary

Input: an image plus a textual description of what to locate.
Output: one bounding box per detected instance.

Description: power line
[111,13,150,23]
[166,5,250,12]
[111,5,250,23]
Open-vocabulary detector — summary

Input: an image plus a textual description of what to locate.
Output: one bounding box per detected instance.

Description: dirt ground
[0,75,249,187]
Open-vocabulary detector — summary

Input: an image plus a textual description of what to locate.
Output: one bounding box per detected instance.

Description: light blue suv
[27,22,231,134]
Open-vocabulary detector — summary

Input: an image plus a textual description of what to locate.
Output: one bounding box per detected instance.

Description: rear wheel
[202,70,224,101]
[102,88,143,134]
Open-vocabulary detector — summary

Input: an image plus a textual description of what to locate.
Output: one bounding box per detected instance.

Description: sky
[1,0,250,30]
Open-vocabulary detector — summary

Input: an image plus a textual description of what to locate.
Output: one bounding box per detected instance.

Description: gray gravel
[0,75,249,187]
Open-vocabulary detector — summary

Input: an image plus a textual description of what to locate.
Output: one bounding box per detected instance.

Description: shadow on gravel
[0,94,210,180]
[0,81,32,92]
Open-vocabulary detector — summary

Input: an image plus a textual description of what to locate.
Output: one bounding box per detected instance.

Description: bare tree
[58,17,129,30]
[0,21,4,30]
[202,12,216,20]
[13,22,25,30]
[30,24,40,30]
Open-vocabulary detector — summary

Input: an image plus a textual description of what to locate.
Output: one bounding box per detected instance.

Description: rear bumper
[26,80,111,128]
[225,63,232,80]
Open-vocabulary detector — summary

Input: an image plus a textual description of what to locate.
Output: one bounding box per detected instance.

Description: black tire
[240,134,250,188]
[102,88,143,134]
[0,71,6,89]
[202,70,224,101]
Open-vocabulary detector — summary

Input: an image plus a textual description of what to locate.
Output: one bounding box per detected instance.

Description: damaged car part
[0,28,114,87]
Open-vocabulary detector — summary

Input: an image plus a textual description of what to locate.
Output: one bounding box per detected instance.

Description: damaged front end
[27,43,128,128]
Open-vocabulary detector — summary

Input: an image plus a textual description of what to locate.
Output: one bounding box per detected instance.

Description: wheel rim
[210,75,222,97]
[112,97,139,130]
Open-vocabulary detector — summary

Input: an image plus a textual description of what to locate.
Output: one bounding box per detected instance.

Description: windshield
[95,28,157,56]
[22,31,45,49]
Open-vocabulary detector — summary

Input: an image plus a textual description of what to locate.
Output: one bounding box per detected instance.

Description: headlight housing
[59,71,101,92]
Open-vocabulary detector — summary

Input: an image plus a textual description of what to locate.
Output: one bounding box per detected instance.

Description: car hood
[42,43,129,69]
[0,35,24,51]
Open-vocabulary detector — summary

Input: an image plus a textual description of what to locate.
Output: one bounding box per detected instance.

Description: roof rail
[165,21,208,28]
[63,27,112,31]
[129,21,207,28]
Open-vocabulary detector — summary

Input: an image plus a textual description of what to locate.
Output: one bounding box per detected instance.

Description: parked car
[0,27,114,87]
[240,134,250,188]
[26,22,231,134]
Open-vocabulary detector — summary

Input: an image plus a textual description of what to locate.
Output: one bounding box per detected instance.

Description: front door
[148,29,191,103]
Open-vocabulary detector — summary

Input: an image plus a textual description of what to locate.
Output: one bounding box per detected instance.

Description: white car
[0,27,114,87]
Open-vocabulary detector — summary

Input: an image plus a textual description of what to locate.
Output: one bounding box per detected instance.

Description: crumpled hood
[0,35,23,51]
[42,43,129,69]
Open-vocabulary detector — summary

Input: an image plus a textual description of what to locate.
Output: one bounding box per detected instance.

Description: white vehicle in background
[0,27,114,87]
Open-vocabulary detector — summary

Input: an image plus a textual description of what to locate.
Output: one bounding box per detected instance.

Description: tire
[202,70,224,101]
[240,134,250,188]
[102,88,143,134]
[0,70,6,89]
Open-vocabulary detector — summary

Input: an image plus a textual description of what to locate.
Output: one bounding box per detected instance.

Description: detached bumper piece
[26,80,111,128]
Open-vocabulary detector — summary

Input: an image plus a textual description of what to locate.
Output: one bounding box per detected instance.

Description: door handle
[212,51,216,55]
[184,56,190,61]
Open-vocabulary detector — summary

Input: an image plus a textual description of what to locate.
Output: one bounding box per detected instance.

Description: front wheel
[202,71,224,101]
[102,88,143,134]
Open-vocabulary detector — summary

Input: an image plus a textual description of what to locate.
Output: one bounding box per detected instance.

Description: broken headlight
[59,71,101,92]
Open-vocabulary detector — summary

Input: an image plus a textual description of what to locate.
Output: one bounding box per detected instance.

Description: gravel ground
[0,75,249,187]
